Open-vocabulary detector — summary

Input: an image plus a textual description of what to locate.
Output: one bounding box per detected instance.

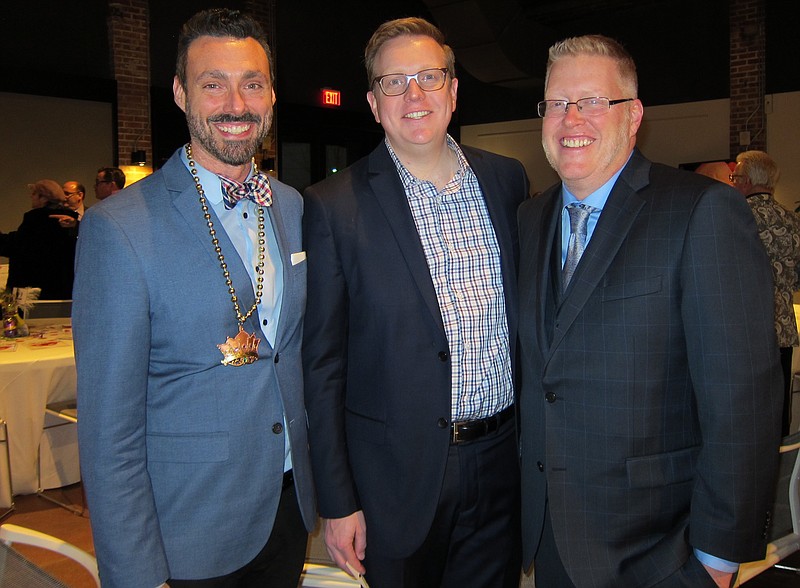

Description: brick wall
[729,0,766,157]
[108,0,151,168]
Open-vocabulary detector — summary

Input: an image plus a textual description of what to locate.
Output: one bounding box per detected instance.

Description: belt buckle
[452,421,462,443]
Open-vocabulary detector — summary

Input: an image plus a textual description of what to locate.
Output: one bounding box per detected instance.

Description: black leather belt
[451,405,514,444]
[282,469,294,491]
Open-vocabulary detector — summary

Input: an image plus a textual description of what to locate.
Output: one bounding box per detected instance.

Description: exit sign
[321,88,341,107]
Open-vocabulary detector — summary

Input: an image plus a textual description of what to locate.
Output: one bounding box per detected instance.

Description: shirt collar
[560,151,633,210]
[385,134,470,191]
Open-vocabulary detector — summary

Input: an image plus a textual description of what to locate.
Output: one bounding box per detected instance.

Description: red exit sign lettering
[322,88,341,107]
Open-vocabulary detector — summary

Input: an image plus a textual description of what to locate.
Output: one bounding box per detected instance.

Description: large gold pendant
[217,326,261,366]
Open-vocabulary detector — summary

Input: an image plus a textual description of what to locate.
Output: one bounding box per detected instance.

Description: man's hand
[323,511,367,576]
[49,214,77,229]
[703,563,735,588]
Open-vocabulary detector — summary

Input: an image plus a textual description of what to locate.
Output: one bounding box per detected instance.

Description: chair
[37,401,83,516]
[0,421,14,520]
[737,431,800,584]
[0,522,100,587]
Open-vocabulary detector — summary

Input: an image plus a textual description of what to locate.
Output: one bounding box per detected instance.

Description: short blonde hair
[364,17,455,87]
[545,34,638,98]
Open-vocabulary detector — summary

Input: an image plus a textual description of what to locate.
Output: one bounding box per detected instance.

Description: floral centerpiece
[2,287,40,338]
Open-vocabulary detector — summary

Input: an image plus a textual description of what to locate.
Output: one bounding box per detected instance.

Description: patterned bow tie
[219,172,273,210]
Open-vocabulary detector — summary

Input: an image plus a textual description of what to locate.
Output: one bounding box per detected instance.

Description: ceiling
[2,0,798,127]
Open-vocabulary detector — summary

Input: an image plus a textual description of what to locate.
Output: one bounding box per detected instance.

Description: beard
[185,103,272,166]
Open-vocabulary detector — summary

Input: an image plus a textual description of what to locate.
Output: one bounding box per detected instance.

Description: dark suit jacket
[518,149,783,587]
[73,150,316,587]
[303,141,528,557]
[0,204,78,299]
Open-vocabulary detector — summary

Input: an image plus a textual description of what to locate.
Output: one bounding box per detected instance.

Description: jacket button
[437,417,449,428]
[274,353,280,363]
[537,461,544,472]
[545,392,557,403]
[272,422,283,434]
[438,351,449,362]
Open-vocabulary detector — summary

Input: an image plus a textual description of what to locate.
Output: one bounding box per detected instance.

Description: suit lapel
[548,151,650,357]
[367,144,446,334]
[166,153,261,338]
[265,189,293,349]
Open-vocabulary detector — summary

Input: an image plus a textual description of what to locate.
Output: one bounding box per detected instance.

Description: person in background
[73,8,315,587]
[694,160,734,186]
[733,149,800,437]
[0,179,77,299]
[303,17,528,588]
[94,166,126,200]
[50,180,87,230]
[518,34,782,587]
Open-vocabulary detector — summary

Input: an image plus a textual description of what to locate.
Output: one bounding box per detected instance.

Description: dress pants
[363,419,520,588]
[168,478,307,588]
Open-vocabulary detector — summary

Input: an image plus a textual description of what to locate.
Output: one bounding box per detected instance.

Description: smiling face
[173,35,275,178]
[542,55,642,199]
[366,35,457,159]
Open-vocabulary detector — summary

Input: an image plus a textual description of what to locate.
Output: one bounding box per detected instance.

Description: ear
[628,99,644,137]
[366,90,380,124]
[449,77,458,113]
[173,76,187,113]
[271,87,276,107]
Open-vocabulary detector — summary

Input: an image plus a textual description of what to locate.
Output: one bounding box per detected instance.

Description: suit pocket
[626,445,699,488]
[602,275,662,302]
[146,432,229,463]
[345,409,386,445]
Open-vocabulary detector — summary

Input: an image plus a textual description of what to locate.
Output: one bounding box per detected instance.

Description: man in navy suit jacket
[303,17,528,588]
[73,9,315,587]
[518,35,782,587]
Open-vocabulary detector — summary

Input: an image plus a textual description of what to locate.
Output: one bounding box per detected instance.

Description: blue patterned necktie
[219,172,273,210]
[563,203,597,290]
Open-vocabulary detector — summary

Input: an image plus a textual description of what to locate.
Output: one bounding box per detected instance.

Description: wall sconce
[131,149,147,166]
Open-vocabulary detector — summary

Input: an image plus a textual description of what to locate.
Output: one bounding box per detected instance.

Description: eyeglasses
[728,174,747,183]
[537,97,634,118]
[64,191,82,197]
[95,180,113,186]
[372,68,449,96]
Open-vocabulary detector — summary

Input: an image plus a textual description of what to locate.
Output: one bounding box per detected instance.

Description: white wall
[0,92,113,237]
[461,91,800,211]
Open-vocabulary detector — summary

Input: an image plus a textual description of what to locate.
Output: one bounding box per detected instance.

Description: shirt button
[437,417,449,429]
[438,351,449,362]
[545,392,557,403]
[262,319,268,326]
[537,461,544,472]
[243,212,248,219]
[272,422,283,434]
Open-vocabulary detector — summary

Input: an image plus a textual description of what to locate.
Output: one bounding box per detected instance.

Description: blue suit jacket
[303,141,528,557]
[518,149,782,586]
[74,149,316,587]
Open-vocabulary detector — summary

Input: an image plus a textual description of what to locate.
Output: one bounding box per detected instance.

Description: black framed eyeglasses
[95,180,113,186]
[537,97,634,118]
[372,67,449,96]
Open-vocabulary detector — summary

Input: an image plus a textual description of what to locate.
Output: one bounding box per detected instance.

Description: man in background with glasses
[518,35,782,587]
[94,166,126,200]
[303,16,528,587]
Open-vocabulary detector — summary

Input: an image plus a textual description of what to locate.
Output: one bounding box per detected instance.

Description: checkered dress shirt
[386,136,513,421]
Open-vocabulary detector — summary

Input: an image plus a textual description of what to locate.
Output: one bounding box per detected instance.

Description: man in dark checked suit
[518,35,783,587]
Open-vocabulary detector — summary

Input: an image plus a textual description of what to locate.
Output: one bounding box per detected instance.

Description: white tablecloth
[0,320,77,494]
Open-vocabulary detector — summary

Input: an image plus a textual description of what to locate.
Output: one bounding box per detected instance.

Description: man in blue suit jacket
[303,17,528,588]
[73,9,315,587]
[518,35,782,587]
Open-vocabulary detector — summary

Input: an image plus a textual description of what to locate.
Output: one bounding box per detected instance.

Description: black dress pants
[363,420,521,588]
